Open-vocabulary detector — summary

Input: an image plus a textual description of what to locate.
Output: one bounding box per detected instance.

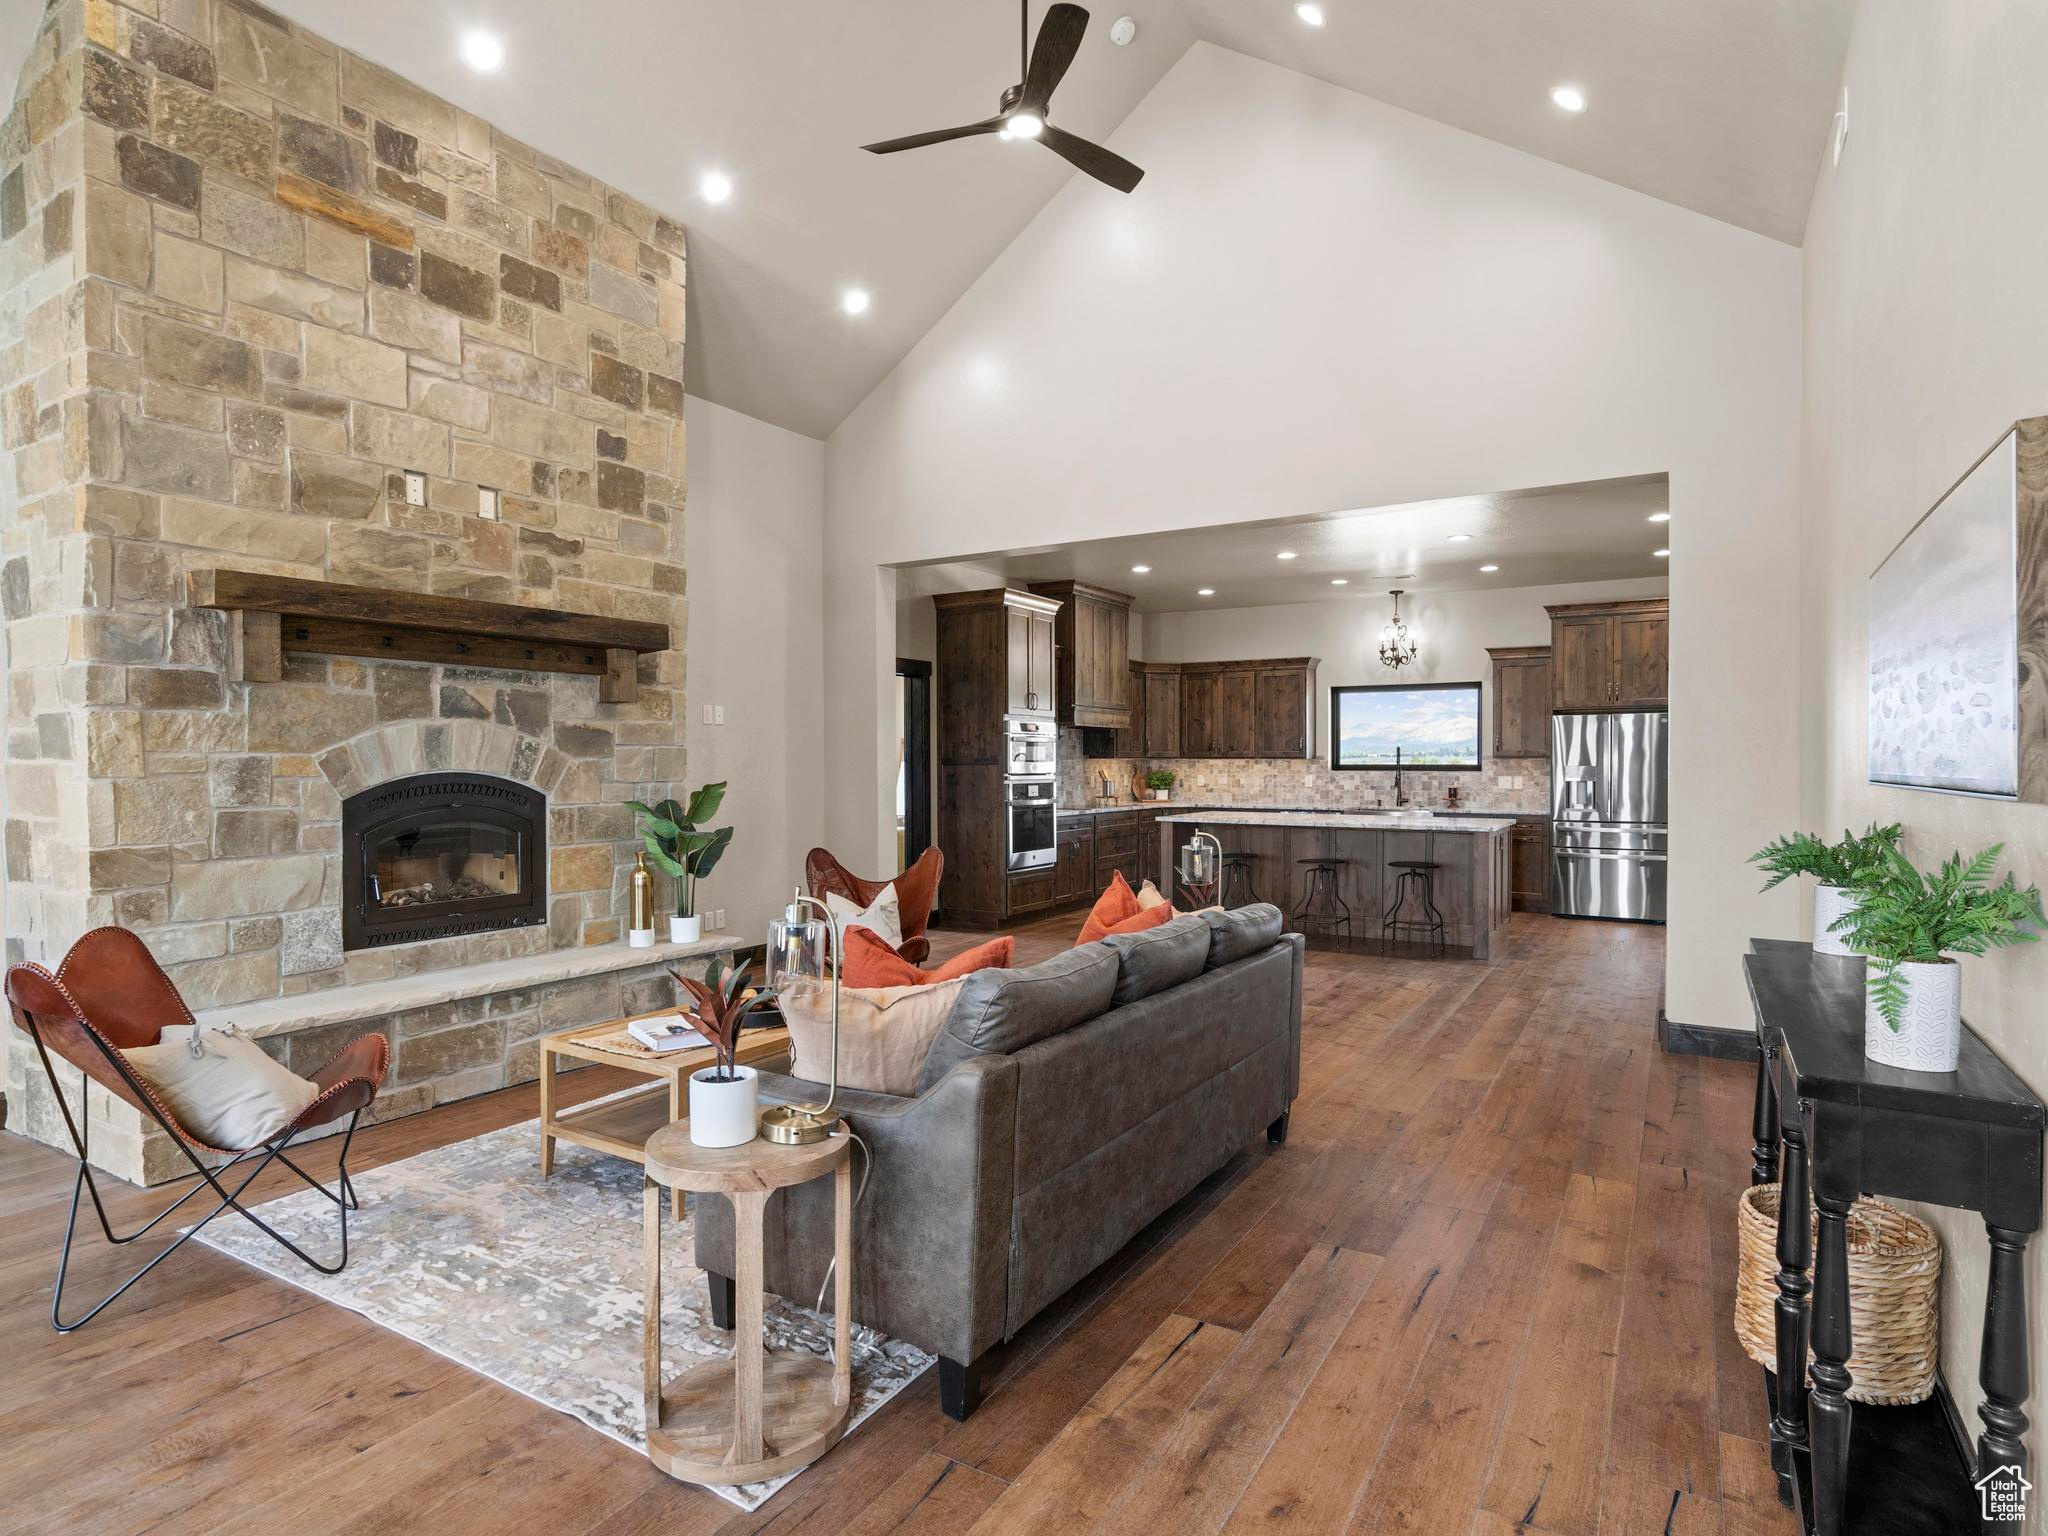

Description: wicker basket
[1735,1183,1940,1406]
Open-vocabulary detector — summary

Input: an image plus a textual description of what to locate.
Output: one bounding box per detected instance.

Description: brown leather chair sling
[804,845,945,965]
[4,927,388,1332]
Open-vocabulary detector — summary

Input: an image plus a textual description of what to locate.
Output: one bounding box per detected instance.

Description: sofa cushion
[841,925,1011,988]
[1103,913,1211,1005]
[917,943,1120,1091]
[1203,903,1284,968]
[782,974,965,1096]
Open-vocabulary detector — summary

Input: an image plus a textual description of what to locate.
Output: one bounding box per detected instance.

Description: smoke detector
[1110,16,1137,45]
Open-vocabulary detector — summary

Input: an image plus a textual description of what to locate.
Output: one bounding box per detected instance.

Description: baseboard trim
[1657,1010,1759,1062]
[1935,1374,1977,1481]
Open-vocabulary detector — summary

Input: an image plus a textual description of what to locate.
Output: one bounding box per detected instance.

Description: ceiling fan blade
[1020,3,1090,113]
[862,116,1006,155]
[1039,123,1144,192]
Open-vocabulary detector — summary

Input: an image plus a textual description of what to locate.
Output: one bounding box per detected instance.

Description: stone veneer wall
[3,0,690,1000]
[1,0,700,1167]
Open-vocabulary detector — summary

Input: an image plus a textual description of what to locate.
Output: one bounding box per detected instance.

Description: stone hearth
[1,1,702,1182]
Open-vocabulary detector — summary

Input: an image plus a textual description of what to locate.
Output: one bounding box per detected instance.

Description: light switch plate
[403,471,426,506]
[713,705,725,725]
[478,487,499,520]
[701,703,713,724]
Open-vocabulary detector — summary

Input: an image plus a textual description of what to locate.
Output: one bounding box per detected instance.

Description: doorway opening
[896,658,933,869]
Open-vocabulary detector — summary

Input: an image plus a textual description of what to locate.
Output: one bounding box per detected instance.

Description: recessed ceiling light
[1330,578,1348,586]
[1653,548,1670,558]
[1294,3,1326,26]
[841,287,871,316]
[1276,550,1297,560]
[1445,533,1473,543]
[1647,511,1670,523]
[1197,587,1216,596]
[699,170,733,204]
[460,30,505,72]
[1130,564,1151,574]
[1550,84,1587,113]
[1479,564,1499,573]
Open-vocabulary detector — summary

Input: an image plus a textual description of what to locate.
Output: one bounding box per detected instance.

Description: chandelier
[1378,589,1418,671]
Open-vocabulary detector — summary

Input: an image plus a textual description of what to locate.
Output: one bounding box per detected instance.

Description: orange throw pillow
[1101,902,1176,938]
[841,924,1013,988]
[1076,871,1142,945]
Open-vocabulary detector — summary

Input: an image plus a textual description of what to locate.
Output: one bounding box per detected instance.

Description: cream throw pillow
[826,883,904,950]
[126,1025,319,1149]
[780,974,964,1097]
[1137,879,1221,916]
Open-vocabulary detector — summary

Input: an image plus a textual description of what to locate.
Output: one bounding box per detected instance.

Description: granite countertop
[1155,809,1518,833]
[1058,800,1191,816]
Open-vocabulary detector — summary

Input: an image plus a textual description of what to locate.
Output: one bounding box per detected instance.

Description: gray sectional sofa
[693,903,1304,1419]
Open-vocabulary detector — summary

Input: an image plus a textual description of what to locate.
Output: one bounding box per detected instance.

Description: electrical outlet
[403,471,426,506]
[713,705,725,725]
[701,703,713,724]
[478,487,499,520]
[713,908,726,930]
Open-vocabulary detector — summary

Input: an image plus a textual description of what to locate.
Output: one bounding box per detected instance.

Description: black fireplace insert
[341,773,548,950]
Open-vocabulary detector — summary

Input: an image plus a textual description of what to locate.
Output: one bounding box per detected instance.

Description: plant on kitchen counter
[1146,769,1176,800]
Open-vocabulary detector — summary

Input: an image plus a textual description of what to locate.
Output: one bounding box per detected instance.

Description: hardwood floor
[0,912,1791,1535]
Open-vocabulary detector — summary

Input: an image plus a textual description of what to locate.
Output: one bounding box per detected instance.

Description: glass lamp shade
[767,906,828,989]
[1180,838,1218,887]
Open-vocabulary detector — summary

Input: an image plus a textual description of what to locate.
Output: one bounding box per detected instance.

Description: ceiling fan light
[1003,111,1044,140]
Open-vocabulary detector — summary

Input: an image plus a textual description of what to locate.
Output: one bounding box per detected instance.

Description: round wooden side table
[641,1121,853,1486]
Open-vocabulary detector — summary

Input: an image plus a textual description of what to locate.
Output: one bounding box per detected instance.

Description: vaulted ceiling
[251,2,1852,438]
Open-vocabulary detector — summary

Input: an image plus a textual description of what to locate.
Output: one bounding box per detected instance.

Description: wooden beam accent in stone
[187,569,670,688]
[274,170,416,249]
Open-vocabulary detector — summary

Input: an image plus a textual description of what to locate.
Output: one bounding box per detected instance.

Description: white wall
[1802,0,2048,1484]
[826,42,1805,1031]
[681,394,825,943]
[1144,576,1668,759]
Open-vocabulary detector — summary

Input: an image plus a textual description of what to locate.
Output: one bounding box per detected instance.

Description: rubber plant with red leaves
[670,958,770,1082]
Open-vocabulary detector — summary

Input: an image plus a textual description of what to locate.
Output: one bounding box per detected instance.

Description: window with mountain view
[1330,682,1483,770]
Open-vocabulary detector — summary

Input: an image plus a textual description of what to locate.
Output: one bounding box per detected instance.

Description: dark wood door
[1055,819,1094,903]
[1492,655,1552,758]
[1112,662,1145,757]
[1004,606,1034,716]
[1215,670,1256,757]
[1143,668,1180,757]
[1614,613,1668,708]
[1253,667,1309,758]
[1180,673,1218,757]
[1026,612,1056,716]
[1552,617,1613,711]
[1510,817,1551,912]
[1070,595,1128,722]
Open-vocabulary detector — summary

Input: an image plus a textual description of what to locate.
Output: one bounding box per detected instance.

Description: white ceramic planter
[1864,959,1961,1073]
[688,1065,758,1147]
[1812,884,1860,956]
[670,913,702,944]
[1153,789,1170,801]
[628,926,655,949]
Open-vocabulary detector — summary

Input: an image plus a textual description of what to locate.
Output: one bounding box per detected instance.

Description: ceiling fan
[860,2,1145,193]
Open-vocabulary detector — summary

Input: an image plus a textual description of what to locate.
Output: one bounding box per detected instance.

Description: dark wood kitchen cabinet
[937,588,1060,763]
[1510,814,1551,913]
[1028,580,1133,729]
[1092,810,1142,892]
[1170,659,1317,761]
[1215,669,1256,758]
[1179,671,1219,757]
[1546,598,1668,711]
[1487,645,1553,758]
[1140,663,1181,757]
[1055,817,1095,904]
[1253,661,1317,759]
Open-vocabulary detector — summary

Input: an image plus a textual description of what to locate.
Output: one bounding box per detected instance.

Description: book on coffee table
[626,1014,710,1053]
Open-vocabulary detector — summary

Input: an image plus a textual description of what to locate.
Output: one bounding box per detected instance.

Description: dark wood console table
[1746,938,2043,1534]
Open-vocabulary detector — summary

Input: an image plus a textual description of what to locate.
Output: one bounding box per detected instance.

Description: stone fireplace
[0,0,733,1182]
[341,771,547,950]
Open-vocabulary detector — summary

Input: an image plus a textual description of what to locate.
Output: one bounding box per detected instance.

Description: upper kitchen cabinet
[1545,599,1668,711]
[1139,662,1181,757]
[1253,661,1318,759]
[1179,669,1219,757]
[1176,659,1316,759]
[1487,645,1553,757]
[935,588,1063,764]
[1027,580,1133,729]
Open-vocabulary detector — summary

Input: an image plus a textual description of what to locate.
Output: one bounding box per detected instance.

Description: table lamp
[759,888,843,1145]
[1179,829,1222,908]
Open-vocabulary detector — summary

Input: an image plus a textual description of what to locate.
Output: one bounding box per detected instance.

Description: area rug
[192,1110,933,1511]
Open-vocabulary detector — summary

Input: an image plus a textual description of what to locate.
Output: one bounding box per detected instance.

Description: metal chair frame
[1382,862,1448,956]
[20,1013,362,1334]
[1219,854,1260,910]
[1292,859,1354,938]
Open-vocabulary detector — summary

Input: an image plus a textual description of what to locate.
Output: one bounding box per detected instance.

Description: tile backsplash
[1057,729,1549,813]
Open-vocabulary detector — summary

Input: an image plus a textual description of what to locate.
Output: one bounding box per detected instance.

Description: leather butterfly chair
[4,927,389,1333]
[805,846,945,964]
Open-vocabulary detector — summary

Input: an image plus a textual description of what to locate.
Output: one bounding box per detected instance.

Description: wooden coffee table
[538,1014,791,1218]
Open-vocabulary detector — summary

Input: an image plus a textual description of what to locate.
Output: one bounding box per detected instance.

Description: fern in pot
[1749,822,1903,956]
[1835,843,2043,1073]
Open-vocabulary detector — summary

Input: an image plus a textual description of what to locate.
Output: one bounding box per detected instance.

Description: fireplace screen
[342,774,547,950]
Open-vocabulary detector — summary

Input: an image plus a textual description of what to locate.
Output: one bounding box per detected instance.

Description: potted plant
[629,784,732,943]
[673,958,772,1146]
[1749,822,1904,956]
[1145,769,1176,802]
[1835,843,2043,1072]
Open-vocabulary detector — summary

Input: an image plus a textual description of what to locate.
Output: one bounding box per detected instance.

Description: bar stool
[1292,857,1353,938]
[1383,859,1446,955]
[1219,852,1260,909]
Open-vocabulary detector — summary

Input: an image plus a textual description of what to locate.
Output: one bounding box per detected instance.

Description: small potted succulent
[1835,843,2042,1073]
[1749,822,1903,956]
[1146,768,1176,802]
[673,958,773,1146]
[630,783,732,943]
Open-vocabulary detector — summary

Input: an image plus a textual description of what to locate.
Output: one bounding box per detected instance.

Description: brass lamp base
[758,1104,842,1145]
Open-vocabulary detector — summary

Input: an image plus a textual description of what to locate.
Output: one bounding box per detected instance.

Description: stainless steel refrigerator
[1551,711,1668,922]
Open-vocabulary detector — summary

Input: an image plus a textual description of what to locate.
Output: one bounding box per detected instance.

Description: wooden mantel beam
[186,569,669,704]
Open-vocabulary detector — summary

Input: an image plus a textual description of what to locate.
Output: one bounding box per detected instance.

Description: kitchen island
[1157,810,1515,959]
